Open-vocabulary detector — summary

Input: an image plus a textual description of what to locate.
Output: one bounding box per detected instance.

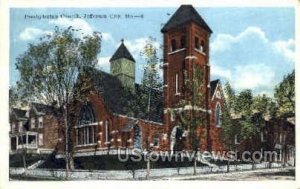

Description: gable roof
[109,41,135,62]
[161,5,212,33]
[11,108,27,120]
[85,68,163,123]
[31,102,55,115]
[210,79,220,98]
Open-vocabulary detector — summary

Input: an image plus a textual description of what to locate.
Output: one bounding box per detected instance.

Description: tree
[252,94,277,118]
[223,82,236,114]
[235,89,253,115]
[139,37,163,115]
[274,70,295,117]
[220,82,237,150]
[139,37,162,179]
[274,70,295,165]
[15,26,102,178]
[9,86,20,108]
[172,63,206,175]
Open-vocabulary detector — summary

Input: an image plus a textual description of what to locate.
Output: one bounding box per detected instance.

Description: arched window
[77,104,96,146]
[175,73,179,94]
[171,39,177,52]
[105,120,110,143]
[216,104,222,127]
[133,124,142,149]
[78,104,95,125]
[180,36,186,49]
[194,37,199,49]
[153,133,160,147]
[200,40,205,52]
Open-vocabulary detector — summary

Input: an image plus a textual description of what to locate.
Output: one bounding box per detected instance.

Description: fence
[9,162,288,180]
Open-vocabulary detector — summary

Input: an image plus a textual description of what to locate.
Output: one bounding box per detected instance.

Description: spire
[161,5,212,33]
[110,39,135,62]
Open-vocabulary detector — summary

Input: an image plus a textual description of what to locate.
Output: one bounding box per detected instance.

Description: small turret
[110,39,136,91]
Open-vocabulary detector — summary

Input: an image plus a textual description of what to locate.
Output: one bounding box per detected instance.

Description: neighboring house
[230,115,295,164]
[265,117,295,164]
[9,103,59,154]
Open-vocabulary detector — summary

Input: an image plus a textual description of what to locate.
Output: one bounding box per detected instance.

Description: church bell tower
[161,5,213,151]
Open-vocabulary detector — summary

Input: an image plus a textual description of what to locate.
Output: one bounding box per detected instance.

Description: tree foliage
[221,82,237,148]
[140,37,162,90]
[175,64,205,150]
[15,26,102,174]
[16,26,102,107]
[139,37,163,119]
[252,94,277,117]
[274,70,295,117]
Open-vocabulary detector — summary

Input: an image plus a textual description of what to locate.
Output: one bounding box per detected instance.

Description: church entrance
[170,126,184,152]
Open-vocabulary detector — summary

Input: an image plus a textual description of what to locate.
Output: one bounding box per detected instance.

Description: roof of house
[11,108,27,119]
[85,67,163,123]
[210,79,220,98]
[31,102,55,115]
[109,40,135,62]
[161,5,213,33]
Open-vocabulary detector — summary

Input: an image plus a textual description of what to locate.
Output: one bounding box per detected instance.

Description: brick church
[9,5,225,157]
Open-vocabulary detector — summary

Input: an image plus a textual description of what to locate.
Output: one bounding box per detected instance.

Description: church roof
[210,79,220,98]
[109,40,135,62]
[161,5,212,33]
[85,67,163,123]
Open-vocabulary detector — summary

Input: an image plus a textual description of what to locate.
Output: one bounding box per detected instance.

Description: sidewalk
[155,167,295,181]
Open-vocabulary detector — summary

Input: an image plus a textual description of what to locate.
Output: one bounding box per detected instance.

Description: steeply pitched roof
[11,108,27,119]
[85,68,163,123]
[210,79,220,98]
[109,40,135,62]
[161,5,212,33]
[32,102,55,114]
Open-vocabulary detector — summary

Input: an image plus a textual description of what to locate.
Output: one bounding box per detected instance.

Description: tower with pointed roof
[161,5,212,151]
[110,39,136,91]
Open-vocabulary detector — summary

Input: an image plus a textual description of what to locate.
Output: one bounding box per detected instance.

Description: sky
[10,7,295,97]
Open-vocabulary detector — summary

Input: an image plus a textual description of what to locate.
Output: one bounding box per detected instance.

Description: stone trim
[168,48,186,55]
[113,113,163,126]
[185,55,197,60]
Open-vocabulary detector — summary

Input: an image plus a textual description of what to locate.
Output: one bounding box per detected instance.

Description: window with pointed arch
[180,36,186,49]
[216,103,222,127]
[200,40,205,53]
[171,39,177,52]
[76,104,97,146]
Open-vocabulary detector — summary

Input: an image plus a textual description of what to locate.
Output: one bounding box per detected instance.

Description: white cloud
[49,18,113,42]
[272,39,295,62]
[19,27,52,41]
[102,33,114,42]
[231,64,275,90]
[211,26,268,53]
[211,26,294,63]
[211,63,231,80]
[97,56,110,72]
[49,18,93,35]
[211,26,294,96]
